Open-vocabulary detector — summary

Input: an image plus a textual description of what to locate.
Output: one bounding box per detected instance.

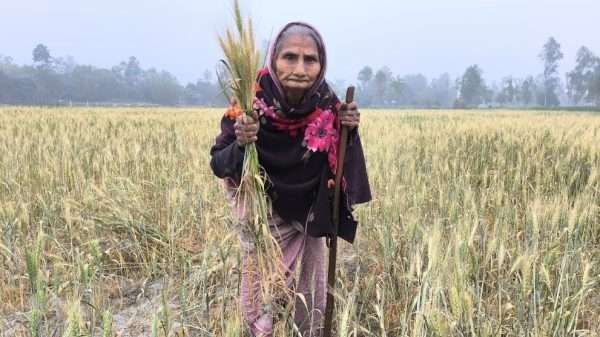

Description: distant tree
[459,65,486,107]
[182,83,198,105]
[512,78,523,105]
[0,54,14,65]
[0,70,10,102]
[497,77,516,106]
[183,77,224,106]
[64,65,122,102]
[590,65,600,106]
[398,74,428,106]
[373,66,392,105]
[0,49,211,106]
[358,66,373,87]
[357,66,374,106]
[429,73,455,107]
[534,75,548,106]
[111,62,125,77]
[140,69,181,105]
[33,69,63,103]
[0,71,36,104]
[483,87,495,105]
[388,76,405,105]
[496,91,507,106]
[506,77,515,104]
[356,68,455,108]
[33,44,51,64]
[520,76,535,106]
[566,46,599,105]
[539,37,563,106]
[124,56,142,86]
[52,55,77,74]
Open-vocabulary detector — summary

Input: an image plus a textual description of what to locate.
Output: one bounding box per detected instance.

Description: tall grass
[0,107,598,336]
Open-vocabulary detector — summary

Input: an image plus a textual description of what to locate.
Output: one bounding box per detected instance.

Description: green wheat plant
[26,228,47,337]
[62,300,84,337]
[102,310,113,337]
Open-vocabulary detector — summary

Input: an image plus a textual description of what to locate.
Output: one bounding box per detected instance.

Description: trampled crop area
[1,107,599,336]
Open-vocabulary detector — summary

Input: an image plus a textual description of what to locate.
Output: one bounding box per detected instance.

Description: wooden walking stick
[323,86,355,337]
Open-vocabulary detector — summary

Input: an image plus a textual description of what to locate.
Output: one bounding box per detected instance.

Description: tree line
[1,37,599,107]
[356,37,600,108]
[0,44,225,106]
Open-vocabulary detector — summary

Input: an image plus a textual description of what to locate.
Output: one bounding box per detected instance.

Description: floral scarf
[252,67,343,175]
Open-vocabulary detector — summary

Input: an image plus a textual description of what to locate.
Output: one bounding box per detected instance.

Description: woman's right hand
[234,110,259,146]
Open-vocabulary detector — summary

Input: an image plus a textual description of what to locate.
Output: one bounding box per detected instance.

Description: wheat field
[0,107,599,337]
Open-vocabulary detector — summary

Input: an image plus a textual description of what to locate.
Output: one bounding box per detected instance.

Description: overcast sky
[1,0,598,85]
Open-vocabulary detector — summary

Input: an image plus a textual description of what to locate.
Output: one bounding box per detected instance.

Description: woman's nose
[293,59,307,75]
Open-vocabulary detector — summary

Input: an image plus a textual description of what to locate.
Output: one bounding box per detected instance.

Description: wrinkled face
[274,34,321,97]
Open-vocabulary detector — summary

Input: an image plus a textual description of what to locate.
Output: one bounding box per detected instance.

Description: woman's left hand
[339,102,360,130]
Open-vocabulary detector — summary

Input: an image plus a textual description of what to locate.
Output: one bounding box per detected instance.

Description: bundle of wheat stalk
[217,0,289,324]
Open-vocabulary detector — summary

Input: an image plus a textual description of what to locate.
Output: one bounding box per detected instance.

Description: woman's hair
[272,24,323,62]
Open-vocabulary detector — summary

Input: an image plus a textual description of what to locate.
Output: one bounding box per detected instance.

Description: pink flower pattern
[304,108,339,173]
[304,108,336,152]
[254,99,340,174]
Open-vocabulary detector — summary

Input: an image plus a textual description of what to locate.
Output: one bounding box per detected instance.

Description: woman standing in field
[210,22,371,337]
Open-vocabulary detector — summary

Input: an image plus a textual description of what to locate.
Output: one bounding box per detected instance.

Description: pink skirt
[225,180,328,337]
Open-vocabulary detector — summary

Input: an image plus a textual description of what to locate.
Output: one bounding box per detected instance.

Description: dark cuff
[210,142,245,181]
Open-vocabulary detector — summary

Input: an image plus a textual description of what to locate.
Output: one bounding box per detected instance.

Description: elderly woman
[210,22,371,337]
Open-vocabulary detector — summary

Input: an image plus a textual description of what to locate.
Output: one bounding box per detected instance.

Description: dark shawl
[210,22,371,243]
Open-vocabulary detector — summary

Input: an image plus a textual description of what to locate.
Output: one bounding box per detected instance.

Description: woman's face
[274,34,321,98]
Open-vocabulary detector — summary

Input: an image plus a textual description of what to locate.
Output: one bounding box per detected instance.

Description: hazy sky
[1,0,598,85]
